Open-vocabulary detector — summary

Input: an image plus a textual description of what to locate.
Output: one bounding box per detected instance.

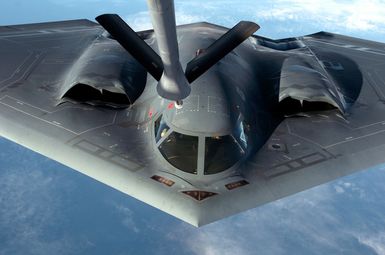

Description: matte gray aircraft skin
[1,0,385,226]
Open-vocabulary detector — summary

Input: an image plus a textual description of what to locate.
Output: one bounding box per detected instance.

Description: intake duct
[60,40,147,108]
[278,52,362,116]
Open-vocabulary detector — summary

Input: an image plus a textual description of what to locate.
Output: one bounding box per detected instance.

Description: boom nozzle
[175,100,183,109]
[147,0,191,101]
[96,1,259,103]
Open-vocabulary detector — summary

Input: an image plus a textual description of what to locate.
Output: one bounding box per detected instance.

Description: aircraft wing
[228,32,385,225]
[0,19,239,227]
[0,20,198,223]
[1,20,385,227]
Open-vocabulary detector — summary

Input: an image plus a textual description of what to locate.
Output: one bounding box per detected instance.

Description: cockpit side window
[158,132,198,174]
[234,121,248,149]
[154,115,170,143]
[204,135,245,175]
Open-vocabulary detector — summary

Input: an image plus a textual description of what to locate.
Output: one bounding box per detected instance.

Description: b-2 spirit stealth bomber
[1,0,385,226]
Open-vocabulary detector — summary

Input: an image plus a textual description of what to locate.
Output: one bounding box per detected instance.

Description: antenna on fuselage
[96,0,259,108]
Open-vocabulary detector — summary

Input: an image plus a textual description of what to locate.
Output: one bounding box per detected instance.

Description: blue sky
[1,1,385,254]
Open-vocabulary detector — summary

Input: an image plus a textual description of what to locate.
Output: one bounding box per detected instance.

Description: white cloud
[0,167,78,254]
[172,184,343,255]
[0,144,88,255]
[123,0,385,39]
[48,0,129,5]
[333,181,366,197]
[112,203,140,233]
[175,11,204,25]
[125,10,203,31]
[358,232,385,255]
[124,11,151,31]
[255,0,385,33]
[172,165,385,255]
[334,184,345,194]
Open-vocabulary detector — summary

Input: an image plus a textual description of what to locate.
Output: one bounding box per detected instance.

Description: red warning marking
[167,102,174,109]
[148,108,154,118]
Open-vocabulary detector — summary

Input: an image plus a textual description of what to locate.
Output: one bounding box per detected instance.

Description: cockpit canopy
[154,115,247,175]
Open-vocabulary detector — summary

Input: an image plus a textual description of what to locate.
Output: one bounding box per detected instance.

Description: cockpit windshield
[154,115,247,175]
[204,135,245,175]
[158,131,198,174]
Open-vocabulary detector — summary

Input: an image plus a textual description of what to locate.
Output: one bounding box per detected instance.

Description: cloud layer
[255,0,385,33]
[125,0,385,39]
[173,167,385,255]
